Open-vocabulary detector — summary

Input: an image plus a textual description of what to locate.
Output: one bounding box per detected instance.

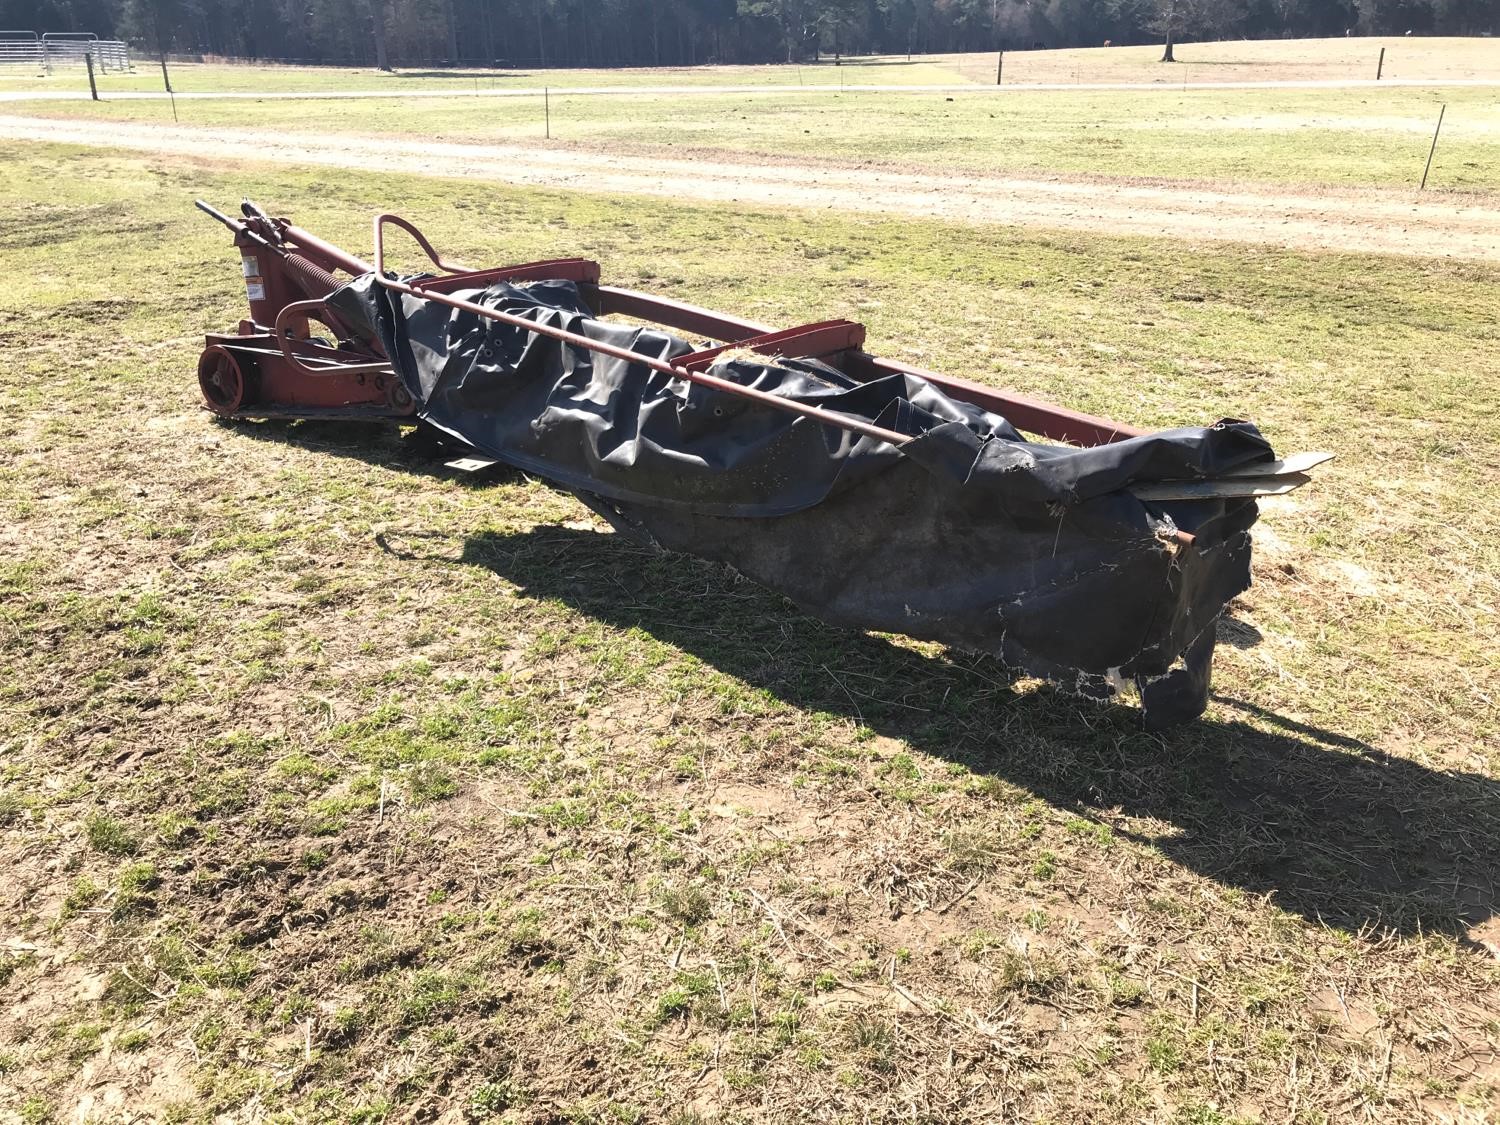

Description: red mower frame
[195,199,1141,449]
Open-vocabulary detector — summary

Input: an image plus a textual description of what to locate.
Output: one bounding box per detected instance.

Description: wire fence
[1,38,1463,92]
[0,32,130,73]
[152,42,1437,88]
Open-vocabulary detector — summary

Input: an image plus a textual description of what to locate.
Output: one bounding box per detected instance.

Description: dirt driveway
[5,114,1499,260]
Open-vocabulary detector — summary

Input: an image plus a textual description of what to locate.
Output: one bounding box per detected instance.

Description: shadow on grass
[389,69,536,80]
[814,58,930,68]
[394,522,1496,943]
[226,417,1496,941]
[216,418,507,487]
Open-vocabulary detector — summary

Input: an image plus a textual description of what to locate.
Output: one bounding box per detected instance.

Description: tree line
[4,0,1496,69]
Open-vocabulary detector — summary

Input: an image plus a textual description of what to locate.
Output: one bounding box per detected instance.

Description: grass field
[1,138,1497,1122]
[6,37,1500,195]
[0,56,975,95]
[7,83,1496,192]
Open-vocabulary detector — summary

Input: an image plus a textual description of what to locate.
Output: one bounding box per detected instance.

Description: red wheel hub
[197,345,246,416]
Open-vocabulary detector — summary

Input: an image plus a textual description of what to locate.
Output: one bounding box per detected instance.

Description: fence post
[159,53,178,121]
[996,50,1003,86]
[1376,47,1385,81]
[1420,103,1446,190]
[85,50,99,100]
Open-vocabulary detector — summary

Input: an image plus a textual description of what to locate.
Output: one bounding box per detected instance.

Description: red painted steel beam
[280,223,373,278]
[677,319,866,372]
[594,286,776,343]
[851,355,1145,446]
[200,334,414,418]
[417,258,602,293]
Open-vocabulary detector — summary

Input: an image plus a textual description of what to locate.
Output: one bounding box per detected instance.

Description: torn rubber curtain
[327,274,1274,728]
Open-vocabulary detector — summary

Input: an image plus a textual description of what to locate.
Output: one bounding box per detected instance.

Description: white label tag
[241,255,258,278]
[246,280,266,302]
[445,457,500,473]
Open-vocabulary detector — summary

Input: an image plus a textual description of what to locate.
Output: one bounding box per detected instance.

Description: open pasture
[4,36,1500,197]
[1,138,1497,1121]
[5,82,1497,193]
[2,36,1499,97]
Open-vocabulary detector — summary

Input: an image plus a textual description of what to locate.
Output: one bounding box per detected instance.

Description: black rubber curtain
[329,275,1274,726]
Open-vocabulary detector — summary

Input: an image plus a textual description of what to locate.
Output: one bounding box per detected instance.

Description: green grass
[9,82,1499,190]
[0,142,1496,1121]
